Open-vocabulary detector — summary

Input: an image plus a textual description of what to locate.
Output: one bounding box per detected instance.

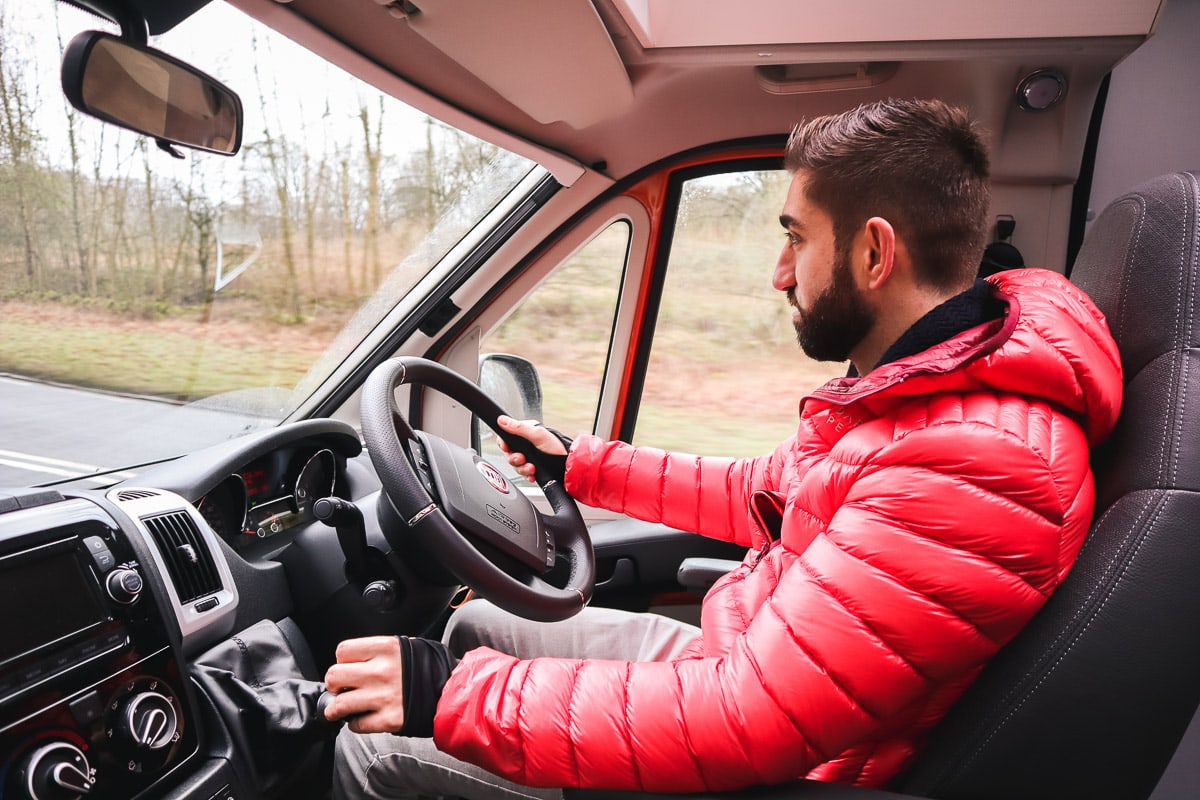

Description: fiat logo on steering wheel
[476,461,510,494]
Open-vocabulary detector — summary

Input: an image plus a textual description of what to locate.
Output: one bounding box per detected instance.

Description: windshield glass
[0,2,536,487]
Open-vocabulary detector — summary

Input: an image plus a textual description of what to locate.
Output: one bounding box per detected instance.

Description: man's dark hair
[784,98,991,291]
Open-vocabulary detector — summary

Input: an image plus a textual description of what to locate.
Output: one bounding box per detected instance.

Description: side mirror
[61,31,243,156]
[474,354,545,450]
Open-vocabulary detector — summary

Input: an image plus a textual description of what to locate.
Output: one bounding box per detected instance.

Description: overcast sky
[10,0,437,180]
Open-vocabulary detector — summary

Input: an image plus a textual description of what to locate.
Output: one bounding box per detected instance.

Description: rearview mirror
[61,31,242,156]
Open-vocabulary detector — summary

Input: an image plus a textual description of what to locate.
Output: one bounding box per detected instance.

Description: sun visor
[403,0,634,129]
[611,0,1163,48]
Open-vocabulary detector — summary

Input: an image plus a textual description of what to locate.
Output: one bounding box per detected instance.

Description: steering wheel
[360,357,594,622]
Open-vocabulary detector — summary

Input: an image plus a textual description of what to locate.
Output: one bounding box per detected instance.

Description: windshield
[0,2,536,487]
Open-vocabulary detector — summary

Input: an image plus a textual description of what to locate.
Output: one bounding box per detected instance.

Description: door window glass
[634,171,844,456]
[479,222,629,461]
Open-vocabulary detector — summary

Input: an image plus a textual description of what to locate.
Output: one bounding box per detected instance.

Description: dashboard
[0,419,375,800]
[0,412,745,800]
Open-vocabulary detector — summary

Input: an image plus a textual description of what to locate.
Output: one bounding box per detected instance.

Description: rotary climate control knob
[20,741,94,800]
[119,691,178,750]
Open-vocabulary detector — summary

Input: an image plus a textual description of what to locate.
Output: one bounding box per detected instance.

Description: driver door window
[633,170,844,456]
[478,221,629,462]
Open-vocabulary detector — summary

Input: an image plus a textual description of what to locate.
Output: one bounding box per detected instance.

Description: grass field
[0,301,326,401]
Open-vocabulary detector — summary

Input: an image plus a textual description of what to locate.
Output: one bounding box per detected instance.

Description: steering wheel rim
[360,356,594,622]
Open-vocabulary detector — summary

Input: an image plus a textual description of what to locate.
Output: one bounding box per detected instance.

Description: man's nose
[772,246,795,292]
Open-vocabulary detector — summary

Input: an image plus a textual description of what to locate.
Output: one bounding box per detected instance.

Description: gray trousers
[332,600,702,800]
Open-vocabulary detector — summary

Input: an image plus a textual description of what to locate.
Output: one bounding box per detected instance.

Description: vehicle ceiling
[87,0,1165,184]
[67,0,213,36]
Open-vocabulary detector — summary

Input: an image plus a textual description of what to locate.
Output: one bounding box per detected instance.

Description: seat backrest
[900,171,1200,799]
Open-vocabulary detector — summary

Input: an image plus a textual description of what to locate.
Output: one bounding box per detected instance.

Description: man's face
[774,172,876,363]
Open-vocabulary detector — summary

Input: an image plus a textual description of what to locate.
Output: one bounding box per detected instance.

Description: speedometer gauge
[196,474,249,545]
[293,448,336,515]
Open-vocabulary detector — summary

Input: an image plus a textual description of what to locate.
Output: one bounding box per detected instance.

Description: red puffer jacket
[435,269,1123,790]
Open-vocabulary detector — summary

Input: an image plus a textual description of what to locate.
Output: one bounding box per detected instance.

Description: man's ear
[861,217,897,290]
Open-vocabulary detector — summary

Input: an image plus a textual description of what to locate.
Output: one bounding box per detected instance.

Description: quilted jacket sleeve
[433,406,1095,791]
[562,434,789,547]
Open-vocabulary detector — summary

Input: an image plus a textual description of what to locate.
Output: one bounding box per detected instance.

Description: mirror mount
[115,9,148,45]
[157,139,186,159]
[69,0,150,43]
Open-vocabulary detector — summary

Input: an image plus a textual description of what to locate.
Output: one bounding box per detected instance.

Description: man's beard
[789,254,876,363]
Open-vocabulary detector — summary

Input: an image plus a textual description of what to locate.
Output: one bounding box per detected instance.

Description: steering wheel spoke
[393,410,418,444]
[361,357,594,622]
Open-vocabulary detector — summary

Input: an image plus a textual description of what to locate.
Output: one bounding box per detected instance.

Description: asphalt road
[0,375,272,489]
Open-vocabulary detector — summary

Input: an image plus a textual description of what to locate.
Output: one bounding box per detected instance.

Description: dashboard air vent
[117,489,160,501]
[142,512,222,603]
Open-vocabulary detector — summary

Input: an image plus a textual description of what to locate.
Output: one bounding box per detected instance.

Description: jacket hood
[809,268,1123,446]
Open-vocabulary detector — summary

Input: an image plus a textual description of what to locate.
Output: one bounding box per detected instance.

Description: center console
[0,494,199,800]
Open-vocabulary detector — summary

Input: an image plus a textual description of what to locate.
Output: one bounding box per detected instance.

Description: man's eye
[784,231,801,246]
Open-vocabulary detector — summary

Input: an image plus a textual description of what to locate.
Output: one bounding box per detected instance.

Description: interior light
[1016,69,1068,112]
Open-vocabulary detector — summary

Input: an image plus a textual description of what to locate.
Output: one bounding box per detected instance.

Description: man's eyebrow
[779,214,804,230]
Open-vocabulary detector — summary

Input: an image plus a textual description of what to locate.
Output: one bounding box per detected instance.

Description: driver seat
[898,170,1200,798]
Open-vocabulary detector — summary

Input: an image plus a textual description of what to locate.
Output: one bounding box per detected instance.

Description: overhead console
[0,489,235,800]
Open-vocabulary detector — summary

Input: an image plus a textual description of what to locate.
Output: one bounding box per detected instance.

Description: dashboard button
[49,651,75,670]
[82,535,108,554]
[91,549,116,572]
[69,690,104,726]
[100,631,127,649]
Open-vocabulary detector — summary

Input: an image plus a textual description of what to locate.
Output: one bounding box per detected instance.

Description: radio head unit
[0,537,113,671]
[0,495,198,800]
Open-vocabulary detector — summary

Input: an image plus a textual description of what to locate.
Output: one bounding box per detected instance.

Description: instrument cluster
[196,446,339,553]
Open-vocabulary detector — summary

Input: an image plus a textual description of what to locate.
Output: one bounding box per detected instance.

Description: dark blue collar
[849,279,1004,377]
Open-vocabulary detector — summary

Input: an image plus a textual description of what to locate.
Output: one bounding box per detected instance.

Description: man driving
[324,98,1123,798]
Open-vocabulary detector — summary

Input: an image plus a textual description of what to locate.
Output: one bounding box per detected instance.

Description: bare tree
[140,140,165,298]
[252,36,301,320]
[0,11,42,288]
[359,98,384,291]
[86,125,116,292]
[424,116,436,222]
[177,161,218,303]
[62,104,96,295]
[338,149,356,295]
[52,11,97,296]
[300,140,330,297]
[168,173,195,295]
[103,142,138,285]
[399,119,500,224]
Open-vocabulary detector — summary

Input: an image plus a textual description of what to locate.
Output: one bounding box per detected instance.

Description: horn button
[413,432,553,573]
